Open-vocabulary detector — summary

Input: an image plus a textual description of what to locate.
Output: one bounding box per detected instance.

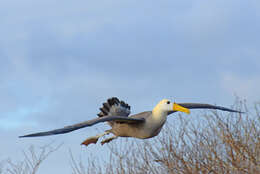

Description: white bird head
[152,99,190,116]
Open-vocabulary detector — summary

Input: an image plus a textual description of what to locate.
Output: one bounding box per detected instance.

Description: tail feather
[97,97,131,118]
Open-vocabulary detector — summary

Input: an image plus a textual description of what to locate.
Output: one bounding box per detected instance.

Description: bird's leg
[101,136,118,145]
[81,131,110,146]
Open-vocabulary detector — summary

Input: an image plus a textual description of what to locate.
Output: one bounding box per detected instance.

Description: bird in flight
[20,97,242,146]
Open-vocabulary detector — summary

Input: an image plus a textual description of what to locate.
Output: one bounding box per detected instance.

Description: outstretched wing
[168,103,243,115]
[19,116,145,138]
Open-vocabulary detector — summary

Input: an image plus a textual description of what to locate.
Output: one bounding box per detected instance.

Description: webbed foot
[101,136,118,145]
[81,136,99,146]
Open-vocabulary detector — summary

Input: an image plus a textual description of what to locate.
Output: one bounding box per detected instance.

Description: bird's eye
[167,101,170,104]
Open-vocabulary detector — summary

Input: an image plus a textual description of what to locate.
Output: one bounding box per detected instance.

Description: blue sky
[0,0,260,173]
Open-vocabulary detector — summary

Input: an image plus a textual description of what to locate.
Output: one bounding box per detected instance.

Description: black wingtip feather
[100,107,108,115]
[97,113,104,117]
[103,103,110,111]
[107,99,113,106]
[113,97,120,104]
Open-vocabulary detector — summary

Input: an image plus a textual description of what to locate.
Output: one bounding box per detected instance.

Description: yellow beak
[173,103,190,114]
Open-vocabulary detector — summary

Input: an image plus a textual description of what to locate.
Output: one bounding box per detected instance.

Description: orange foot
[81,137,99,146]
[101,136,117,145]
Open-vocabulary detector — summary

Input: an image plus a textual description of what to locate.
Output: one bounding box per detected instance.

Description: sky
[0,0,260,173]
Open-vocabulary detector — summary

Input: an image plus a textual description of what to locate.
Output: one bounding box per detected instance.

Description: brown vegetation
[73,101,260,174]
[2,101,260,174]
[1,144,61,174]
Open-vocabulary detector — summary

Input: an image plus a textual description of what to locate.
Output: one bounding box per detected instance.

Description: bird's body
[20,97,243,146]
[110,111,166,139]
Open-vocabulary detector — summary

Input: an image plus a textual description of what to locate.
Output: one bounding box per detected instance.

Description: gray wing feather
[19,116,145,138]
[168,103,243,115]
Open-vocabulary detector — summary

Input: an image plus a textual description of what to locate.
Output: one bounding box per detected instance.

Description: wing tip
[18,132,52,138]
[19,135,32,138]
[19,134,34,138]
[227,108,245,114]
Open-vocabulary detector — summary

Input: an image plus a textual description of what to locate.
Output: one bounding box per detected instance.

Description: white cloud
[220,72,260,102]
[0,0,260,173]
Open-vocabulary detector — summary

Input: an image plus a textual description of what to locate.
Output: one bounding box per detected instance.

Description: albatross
[20,97,242,146]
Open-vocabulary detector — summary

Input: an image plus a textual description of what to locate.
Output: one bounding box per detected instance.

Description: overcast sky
[0,0,260,173]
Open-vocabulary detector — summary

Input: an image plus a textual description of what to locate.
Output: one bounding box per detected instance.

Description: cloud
[1,0,259,127]
[220,72,260,102]
[0,0,259,174]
